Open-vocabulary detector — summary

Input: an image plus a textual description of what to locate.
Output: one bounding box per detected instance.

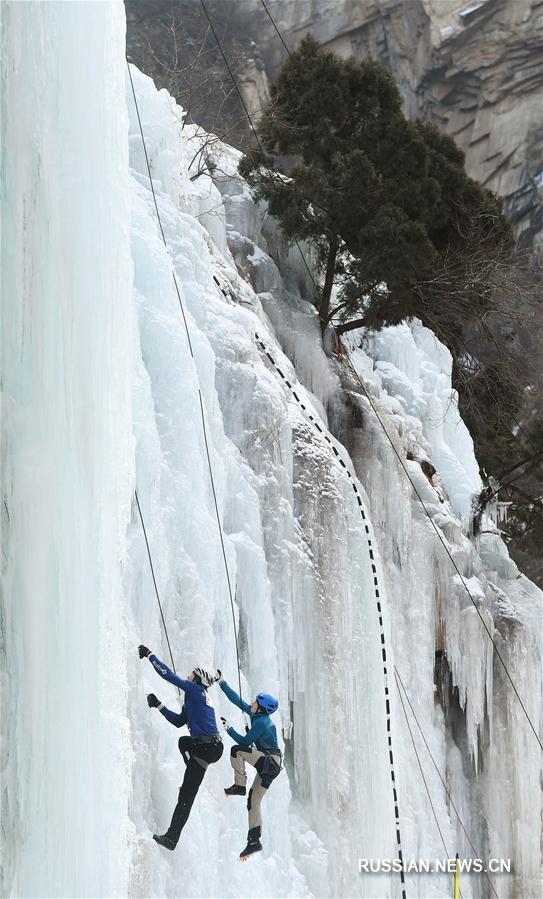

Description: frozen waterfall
[1,3,541,899]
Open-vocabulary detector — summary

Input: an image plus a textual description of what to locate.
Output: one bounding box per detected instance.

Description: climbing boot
[239,826,262,860]
[153,833,176,850]
[224,784,246,796]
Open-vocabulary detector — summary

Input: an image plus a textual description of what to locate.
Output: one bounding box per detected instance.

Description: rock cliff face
[126,0,543,252]
[422,0,543,256]
[232,0,543,255]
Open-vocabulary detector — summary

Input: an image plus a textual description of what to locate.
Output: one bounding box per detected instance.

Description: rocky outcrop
[241,0,432,118]
[422,0,543,255]
[125,1,543,254]
[232,0,543,256]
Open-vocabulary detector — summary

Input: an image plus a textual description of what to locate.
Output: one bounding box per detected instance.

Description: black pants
[164,736,223,847]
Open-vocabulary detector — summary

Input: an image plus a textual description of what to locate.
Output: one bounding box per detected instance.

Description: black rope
[395,668,500,899]
[126,61,195,358]
[256,0,331,295]
[394,672,452,866]
[135,490,179,692]
[199,0,318,295]
[126,58,246,714]
[197,389,244,708]
[259,0,291,56]
[199,0,271,166]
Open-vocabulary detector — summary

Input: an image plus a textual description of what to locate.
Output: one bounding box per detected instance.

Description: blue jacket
[149,654,219,738]
[220,680,279,751]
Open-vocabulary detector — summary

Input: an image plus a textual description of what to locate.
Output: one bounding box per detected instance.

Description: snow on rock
[1,4,541,899]
[369,321,482,525]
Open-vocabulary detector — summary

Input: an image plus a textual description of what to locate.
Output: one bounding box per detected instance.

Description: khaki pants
[230,746,269,829]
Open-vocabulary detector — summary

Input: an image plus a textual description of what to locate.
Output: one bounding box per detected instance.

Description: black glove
[147,693,160,708]
[245,725,250,733]
[214,668,223,683]
[220,716,229,731]
[138,644,151,659]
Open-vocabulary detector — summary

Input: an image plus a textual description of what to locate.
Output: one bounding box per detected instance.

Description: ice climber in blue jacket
[217,670,282,860]
[139,644,223,851]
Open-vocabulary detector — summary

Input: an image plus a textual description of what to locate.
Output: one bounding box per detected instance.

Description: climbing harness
[257,751,282,789]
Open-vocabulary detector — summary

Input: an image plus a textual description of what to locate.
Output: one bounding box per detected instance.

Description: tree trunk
[335,317,368,337]
[318,237,339,333]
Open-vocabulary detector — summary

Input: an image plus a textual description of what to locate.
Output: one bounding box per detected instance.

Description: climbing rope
[259,0,291,56]
[199,0,322,294]
[394,673,456,884]
[134,490,178,677]
[395,667,500,899]
[126,59,246,715]
[338,339,542,754]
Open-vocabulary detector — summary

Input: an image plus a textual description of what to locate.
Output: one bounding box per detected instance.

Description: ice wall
[124,66,401,899]
[1,2,134,896]
[339,330,542,899]
[1,3,541,899]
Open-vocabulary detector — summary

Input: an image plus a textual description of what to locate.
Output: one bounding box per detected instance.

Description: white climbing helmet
[193,667,216,688]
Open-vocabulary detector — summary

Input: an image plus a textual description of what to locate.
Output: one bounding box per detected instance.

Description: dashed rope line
[250,326,407,899]
[253,316,497,899]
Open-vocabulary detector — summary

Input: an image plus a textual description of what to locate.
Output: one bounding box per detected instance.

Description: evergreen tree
[240,36,541,573]
[239,36,514,338]
[239,35,439,330]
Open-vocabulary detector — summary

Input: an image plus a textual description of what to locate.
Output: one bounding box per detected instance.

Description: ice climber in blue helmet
[139,644,223,851]
[216,669,282,860]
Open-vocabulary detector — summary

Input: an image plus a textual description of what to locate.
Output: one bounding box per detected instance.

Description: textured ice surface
[1,3,541,898]
[369,321,482,525]
[0,3,134,897]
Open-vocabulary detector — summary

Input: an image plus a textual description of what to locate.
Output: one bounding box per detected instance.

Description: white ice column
[1,2,134,896]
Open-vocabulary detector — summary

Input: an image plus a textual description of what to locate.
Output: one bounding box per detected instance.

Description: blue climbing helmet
[256,692,279,714]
